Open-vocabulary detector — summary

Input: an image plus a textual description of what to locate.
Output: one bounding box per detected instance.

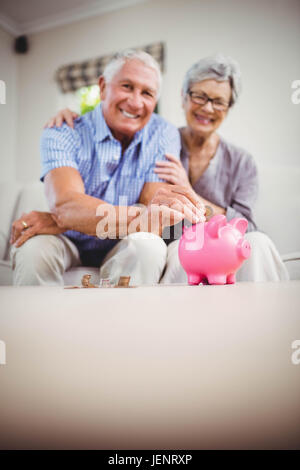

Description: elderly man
[10,50,205,286]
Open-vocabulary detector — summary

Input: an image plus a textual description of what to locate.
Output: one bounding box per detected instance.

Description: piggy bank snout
[237,238,251,259]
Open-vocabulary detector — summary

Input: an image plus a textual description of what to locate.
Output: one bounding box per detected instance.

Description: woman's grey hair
[182,54,242,106]
[102,49,162,99]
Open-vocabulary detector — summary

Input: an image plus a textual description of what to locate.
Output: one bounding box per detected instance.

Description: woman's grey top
[179,128,258,231]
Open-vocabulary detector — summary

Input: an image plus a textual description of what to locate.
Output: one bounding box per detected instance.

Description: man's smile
[120,109,141,119]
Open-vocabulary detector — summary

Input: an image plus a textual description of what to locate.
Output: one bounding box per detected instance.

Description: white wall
[3,0,300,182]
[0,25,17,181]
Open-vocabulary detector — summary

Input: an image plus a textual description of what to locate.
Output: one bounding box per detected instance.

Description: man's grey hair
[102,49,162,99]
[182,54,242,106]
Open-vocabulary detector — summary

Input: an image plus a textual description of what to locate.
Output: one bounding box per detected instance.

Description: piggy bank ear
[229,218,248,235]
[206,214,227,238]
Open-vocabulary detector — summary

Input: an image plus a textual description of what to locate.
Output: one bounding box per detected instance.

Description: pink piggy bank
[178,214,251,285]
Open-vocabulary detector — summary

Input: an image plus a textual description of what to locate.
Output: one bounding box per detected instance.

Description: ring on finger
[21,220,28,229]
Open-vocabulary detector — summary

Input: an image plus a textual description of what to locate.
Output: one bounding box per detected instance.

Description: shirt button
[113,154,119,161]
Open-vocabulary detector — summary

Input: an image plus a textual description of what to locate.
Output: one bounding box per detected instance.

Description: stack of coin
[117,276,131,287]
[81,274,97,288]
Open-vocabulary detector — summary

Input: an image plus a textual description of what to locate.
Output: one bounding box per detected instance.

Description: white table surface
[0,281,300,449]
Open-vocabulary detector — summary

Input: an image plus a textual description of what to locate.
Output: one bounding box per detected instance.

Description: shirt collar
[94,103,145,148]
[94,104,113,142]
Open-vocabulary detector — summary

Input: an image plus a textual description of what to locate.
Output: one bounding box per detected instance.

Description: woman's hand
[154,153,192,188]
[10,211,65,248]
[44,108,79,129]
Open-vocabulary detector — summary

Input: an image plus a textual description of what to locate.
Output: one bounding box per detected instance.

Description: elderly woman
[158,55,288,283]
[48,54,288,283]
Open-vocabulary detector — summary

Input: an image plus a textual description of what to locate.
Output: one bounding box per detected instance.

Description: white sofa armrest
[282,252,300,280]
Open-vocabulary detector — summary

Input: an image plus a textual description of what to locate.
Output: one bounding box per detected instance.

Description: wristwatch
[205,205,214,219]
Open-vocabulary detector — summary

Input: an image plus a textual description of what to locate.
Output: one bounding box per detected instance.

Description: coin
[117,276,131,287]
[81,274,97,288]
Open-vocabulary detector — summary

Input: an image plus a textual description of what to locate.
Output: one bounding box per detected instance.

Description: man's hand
[10,211,65,248]
[133,185,206,236]
[149,184,205,222]
[44,108,79,129]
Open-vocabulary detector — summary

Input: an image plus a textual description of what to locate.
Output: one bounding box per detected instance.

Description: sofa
[1,163,300,285]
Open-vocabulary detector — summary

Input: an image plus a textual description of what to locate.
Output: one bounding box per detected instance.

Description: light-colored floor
[0,281,300,449]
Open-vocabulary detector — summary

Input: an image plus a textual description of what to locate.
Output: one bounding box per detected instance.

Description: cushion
[2,181,49,260]
[0,181,22,260]
[254,165,300,255]
[13,181,49,220]
[0,260,13,285]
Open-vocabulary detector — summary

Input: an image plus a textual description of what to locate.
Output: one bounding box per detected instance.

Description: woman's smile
[194,113,214,125]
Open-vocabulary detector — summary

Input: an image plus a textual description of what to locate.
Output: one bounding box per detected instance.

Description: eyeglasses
[188,90,230,111]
